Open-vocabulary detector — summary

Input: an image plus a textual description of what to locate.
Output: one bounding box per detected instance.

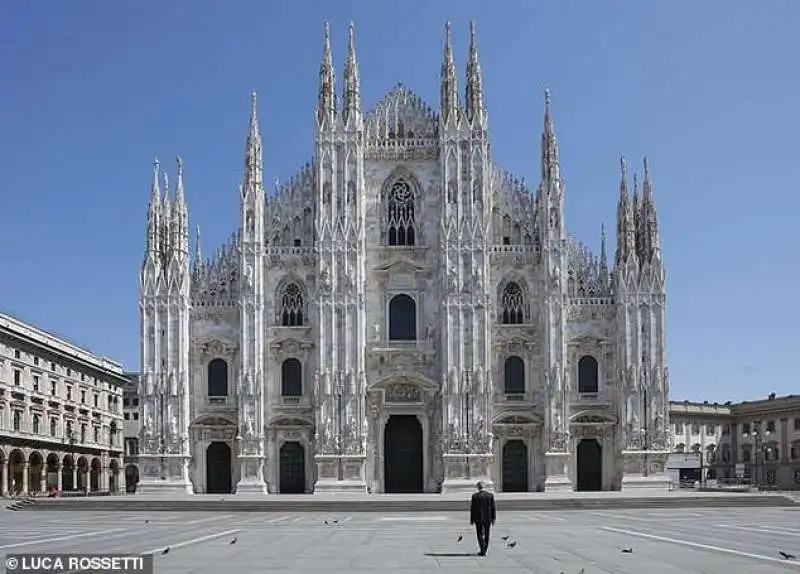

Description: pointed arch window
[500,281,526,325]
[577,355,599,394]
[503,356,525,395]
[279,282,305,326]
[386,180,416,246]
[207,359,229,397]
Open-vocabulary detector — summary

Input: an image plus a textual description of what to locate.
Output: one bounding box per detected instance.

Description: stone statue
[425,323,435,342]
[448,267,458,293]
[373,323,381,341]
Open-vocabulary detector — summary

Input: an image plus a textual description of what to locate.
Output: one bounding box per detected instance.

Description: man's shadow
[423,552,480,557]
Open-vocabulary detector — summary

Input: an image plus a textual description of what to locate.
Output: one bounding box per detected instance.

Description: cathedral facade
[136,23,671,495]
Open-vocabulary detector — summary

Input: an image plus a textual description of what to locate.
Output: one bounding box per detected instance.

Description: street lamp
[742,428,770,489]
[67,429,76,491]
[463,369,473,451]
[335,377,344,480]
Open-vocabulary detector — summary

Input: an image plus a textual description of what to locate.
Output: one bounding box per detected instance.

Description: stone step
[14,493,794,513]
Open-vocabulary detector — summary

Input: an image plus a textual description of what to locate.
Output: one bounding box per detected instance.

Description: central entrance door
[279,441,306,494]
[206,442,232,494]
[576,438,603,491]
[384,415,424,493]
[502,440,529,492]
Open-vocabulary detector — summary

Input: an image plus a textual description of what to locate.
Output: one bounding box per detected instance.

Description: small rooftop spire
[343,21,362,125]
[465,20,485,126]
[317,23,336,126]
[440,21,458,125]
[540,88,560,184]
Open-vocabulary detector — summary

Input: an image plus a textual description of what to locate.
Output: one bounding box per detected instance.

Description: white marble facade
[136,23,671,495]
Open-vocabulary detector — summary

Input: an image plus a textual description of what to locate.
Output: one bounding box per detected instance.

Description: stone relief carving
[384,383,422,403]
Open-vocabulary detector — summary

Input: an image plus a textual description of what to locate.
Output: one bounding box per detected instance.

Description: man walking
[469,481,496,556]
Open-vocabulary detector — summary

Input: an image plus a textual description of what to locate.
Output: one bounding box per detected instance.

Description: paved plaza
[1,507,799,573]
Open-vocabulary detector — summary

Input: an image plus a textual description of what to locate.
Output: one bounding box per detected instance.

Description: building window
[281,359,303,397]
[499,282,526,325]
[50,380,57,396]
[50,418,57,437]
[388,294,417,341]
[81,390,86,404]
[32,375,40,392]
[33,356,38,365]
[80,424,87,443]
[742,445,752,463]
[674,423,684,434]
[66,386,72,401]
[741,422,750,435]
[706,423,715,434]
[503,356,525,395]
[577,355,599,394]
[13,370,20,386]
[721,446,731,462]
[93,427,100,443]
[766,420,776,433]
[32,414,40,434]
[794,418,800,431]
[94,394,98,407]
[14,349,20,359]
[722,424,730,436]
[50,362,56,372]
[278,282,305,326]
[12,411,21,431]
[386,179,415,246]
[207,359,229,397]
[691,423,700,435]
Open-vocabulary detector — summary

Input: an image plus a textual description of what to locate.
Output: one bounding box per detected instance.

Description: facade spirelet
[137,23,670,494]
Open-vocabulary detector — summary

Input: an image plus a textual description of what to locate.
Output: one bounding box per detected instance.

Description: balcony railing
[368,339,433,352]
[206,396,231,406]
[493,391,533,404]
[571,391,612,404]
[278,395,310,407]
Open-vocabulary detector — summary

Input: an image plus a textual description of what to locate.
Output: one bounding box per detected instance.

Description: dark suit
[470,489,496,555]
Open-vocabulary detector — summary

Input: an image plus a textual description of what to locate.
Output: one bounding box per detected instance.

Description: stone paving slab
[1,508,799,573]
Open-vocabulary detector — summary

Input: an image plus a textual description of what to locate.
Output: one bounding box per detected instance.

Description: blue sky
[1,1,798,402]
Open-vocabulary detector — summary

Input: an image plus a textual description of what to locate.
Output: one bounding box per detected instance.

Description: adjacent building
[0,313,127,495]
[668,394,800,490]
[122,373,140,492]
[136,23,670,496]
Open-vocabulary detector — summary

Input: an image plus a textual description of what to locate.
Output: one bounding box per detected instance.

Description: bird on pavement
[621,547,633,553]
[230,538,237,545]
[779,551,796,560]
[161,547,170,555]
[145,520,150,524]
[501,535,510,541]
[457,533,463,543]
[506,541,517,549]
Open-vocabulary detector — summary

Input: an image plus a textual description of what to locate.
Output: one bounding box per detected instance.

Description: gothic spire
[632,171,643,258]
[641,157,661,262]
[146,158,161,259]
[615,156,635,267]
[317,23,336,127]
[173,156,189,255]
[600,222,608,272]
[244,92,263,194]
[161,169,172,255]
[194,224,202,269]
[465,21,485,127]
[540,88,561,186]
[440,21,458,126]
[342,22,362,126]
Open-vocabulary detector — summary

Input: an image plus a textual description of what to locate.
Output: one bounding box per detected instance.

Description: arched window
[500,282,525,325]
[386,180,415,246]
[790,440,800,460]
[577,355,599,394]
[281,359,303,398]
[388,294,417,341]
[50,418,57,437]
[12,411,21,431]
[280,282,305,326]
[207,359,228,397]
[503,356,525,395]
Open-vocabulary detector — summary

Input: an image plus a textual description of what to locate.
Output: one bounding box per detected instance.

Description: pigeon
[621,548,633,554]
[161,547,170,555]
[506,541,517,549]
[230,538,237,545]
[779,551,796,560]
[501,536,510,541]
[457,534,463,543]
[145,520,150,524]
